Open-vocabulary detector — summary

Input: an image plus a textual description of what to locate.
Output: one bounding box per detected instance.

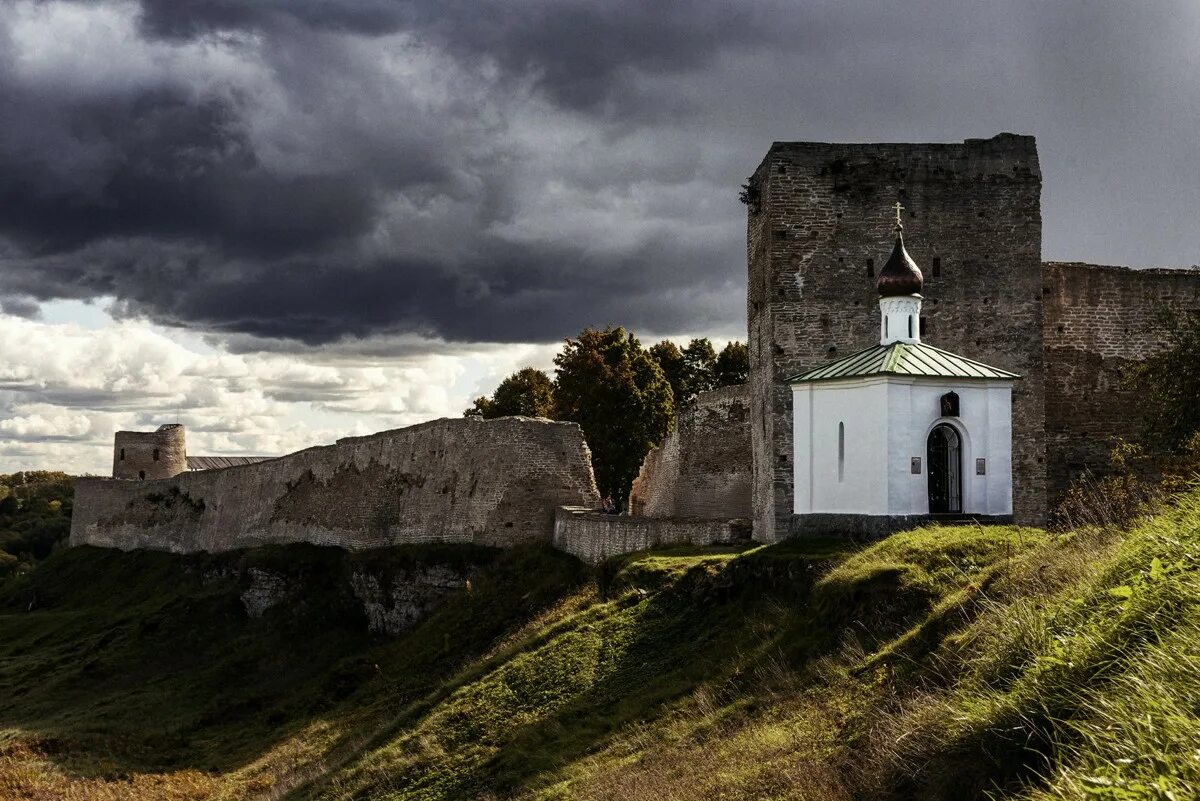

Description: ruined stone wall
[72,417,600,553]
[552,506,750,565]
[628,384,751,519]
[748,134,1045,540]
[1043,261,1200,501]
[113,425,187,481]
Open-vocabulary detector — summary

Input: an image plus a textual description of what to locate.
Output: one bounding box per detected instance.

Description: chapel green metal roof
[787,342,1020,383]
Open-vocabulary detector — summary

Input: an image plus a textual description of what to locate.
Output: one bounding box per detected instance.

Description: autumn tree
[554,327,674,503]
[465,367,555,419]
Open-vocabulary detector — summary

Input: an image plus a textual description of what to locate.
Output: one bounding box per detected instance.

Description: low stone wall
[71,417,600,553]
[628,384,751,519]
[553,506,750,565]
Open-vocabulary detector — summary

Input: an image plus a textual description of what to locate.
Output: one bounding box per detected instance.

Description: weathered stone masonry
[1044,262,1200,499]
[553,506,750,565]
[749,134,1046,541]
[628,384,751,519]
[71,417,601,553]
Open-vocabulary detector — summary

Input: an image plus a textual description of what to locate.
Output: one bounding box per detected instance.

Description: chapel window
[838,422,845,482]
[153,448,160,461]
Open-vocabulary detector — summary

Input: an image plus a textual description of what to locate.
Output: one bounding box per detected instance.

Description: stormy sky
[1,0,1198,472]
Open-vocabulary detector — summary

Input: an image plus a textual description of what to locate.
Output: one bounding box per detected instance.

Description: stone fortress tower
[747,134,1045,542]
[113,423,188,480]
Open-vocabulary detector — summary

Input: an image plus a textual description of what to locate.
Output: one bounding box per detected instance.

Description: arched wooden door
[927,424,962,514]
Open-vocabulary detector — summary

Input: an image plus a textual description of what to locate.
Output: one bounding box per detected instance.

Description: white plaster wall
[792,381,889,515]
[794,376,1013,517]
[889,379,1013,516]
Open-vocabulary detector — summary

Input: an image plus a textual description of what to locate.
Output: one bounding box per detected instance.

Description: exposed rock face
[349,565,477,635]
[240,568,294,618]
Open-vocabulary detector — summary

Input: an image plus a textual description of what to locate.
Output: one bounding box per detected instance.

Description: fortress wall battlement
[72,417,600,553]
[749,134,1045,540]
[1044,261,1200,500]
[628,384,751,519]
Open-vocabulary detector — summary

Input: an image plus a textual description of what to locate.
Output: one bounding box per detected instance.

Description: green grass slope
[3,489,1200,800]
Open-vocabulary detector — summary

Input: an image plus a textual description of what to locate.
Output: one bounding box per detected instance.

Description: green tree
[648,341,685,405]
[1129,309,1200,452]
[714,341,749,386]
[681,338,718,399]
[465,368,555,419]
[553,327,674,503]
[649,338,721,405]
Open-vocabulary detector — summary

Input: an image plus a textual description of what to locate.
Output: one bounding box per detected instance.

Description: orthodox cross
[893,201,904,230]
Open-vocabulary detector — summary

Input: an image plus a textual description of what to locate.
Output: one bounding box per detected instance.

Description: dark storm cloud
[0,0,1197,351]
[136,0,774,110]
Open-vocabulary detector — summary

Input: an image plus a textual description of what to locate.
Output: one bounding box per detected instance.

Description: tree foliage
[648,340,686,404]
[1128,309,1200,452]
[553,327,674,502]
[468,330,748,503]
[715,341,749,386]
[0,471,74,580]
[466,367,555,419]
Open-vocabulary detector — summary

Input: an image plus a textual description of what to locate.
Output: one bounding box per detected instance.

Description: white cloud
[0,306,539,473]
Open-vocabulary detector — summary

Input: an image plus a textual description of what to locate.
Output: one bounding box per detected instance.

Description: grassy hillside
[2,490,1199,800]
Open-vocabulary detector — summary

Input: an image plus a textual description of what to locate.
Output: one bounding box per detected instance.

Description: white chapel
[789,205,1019,537]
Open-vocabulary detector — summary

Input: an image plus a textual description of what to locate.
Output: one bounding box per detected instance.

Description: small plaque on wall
[911,457,922,474]
[976,458,987,475]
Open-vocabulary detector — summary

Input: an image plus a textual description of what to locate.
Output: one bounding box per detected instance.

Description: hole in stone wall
[838,257,844,263]
[1058,325,1065,333]
[776,229,788,239]
[119,448,125,461]
[920,317,928,336]
[138,471,145,480]
[866,258,874,277]
[153,449,160,461]
[778,164,787,174]
[932,257,941,277]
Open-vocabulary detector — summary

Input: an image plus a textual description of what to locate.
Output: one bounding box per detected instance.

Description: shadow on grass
[0,542,589,787]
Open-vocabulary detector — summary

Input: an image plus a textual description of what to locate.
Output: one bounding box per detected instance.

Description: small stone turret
[113,424,187,480]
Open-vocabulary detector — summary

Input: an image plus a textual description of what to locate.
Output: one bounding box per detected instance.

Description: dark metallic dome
[876,233,924,297]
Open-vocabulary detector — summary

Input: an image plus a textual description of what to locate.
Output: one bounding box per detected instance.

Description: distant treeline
[0,471,74,580]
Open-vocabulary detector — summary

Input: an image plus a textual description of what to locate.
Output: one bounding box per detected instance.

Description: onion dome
[875,203,923,297]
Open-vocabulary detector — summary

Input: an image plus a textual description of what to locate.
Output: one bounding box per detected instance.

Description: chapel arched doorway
[927,424,962,514]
